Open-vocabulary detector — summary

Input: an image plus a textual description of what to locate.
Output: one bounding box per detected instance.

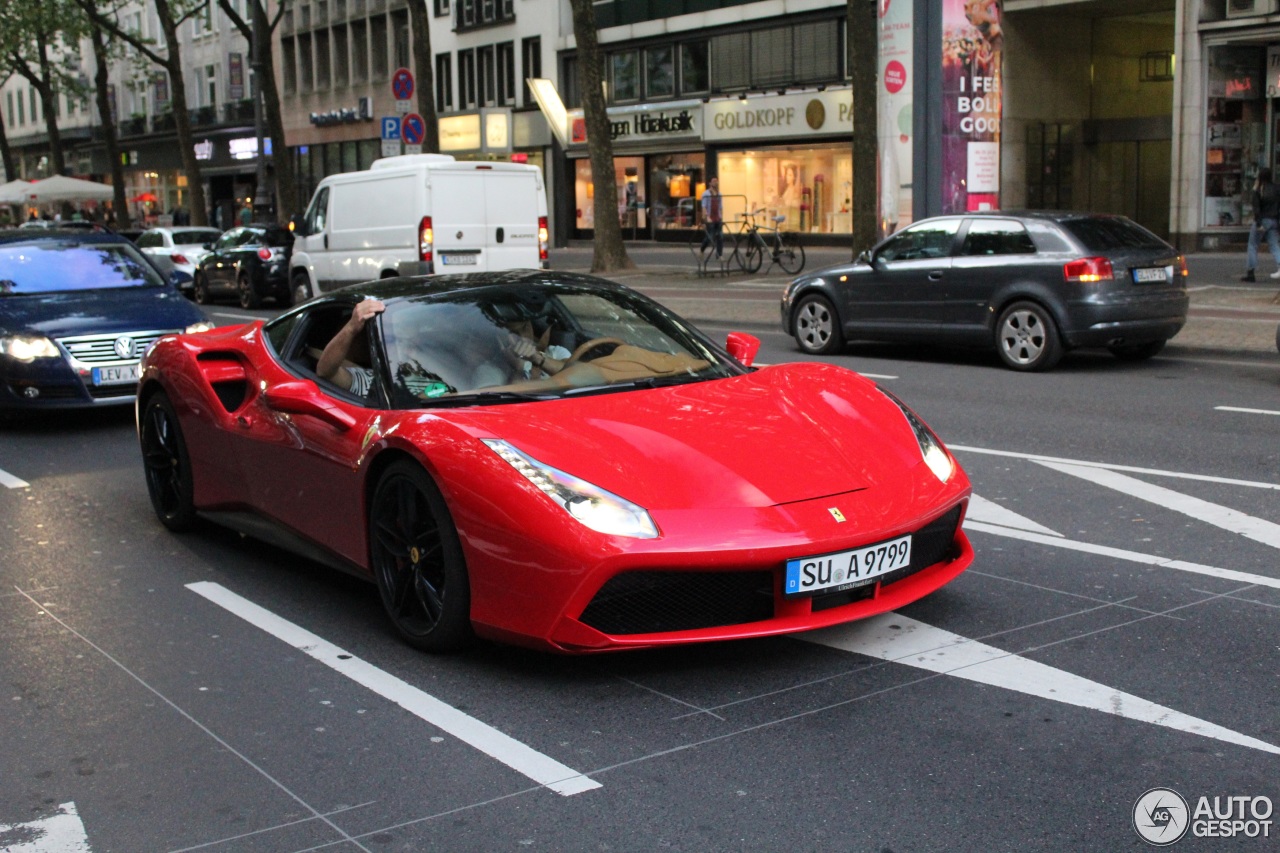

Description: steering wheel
[565,337,627,366]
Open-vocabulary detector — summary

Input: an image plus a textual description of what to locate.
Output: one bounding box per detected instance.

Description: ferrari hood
[456,363,931,511]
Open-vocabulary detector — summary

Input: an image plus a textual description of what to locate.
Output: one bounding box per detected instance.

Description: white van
[289,154,549,301]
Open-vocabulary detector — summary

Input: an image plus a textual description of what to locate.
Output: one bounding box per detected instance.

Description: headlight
[484,439,659,539]
[184,321,216,334]
[0,334,60,362]
[879,389,954,483]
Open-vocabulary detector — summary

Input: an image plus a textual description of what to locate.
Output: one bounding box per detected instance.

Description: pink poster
[941,0,1003,213]
[879,0,914,235]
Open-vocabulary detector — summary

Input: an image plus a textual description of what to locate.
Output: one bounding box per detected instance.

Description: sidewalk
[552,243,1280,357]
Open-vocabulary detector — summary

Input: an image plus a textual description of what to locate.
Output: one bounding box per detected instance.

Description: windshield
[379,283,741,407]
[1062,217,1167,251]
[0,240,166,295]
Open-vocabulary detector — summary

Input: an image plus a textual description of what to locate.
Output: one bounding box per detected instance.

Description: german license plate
[1133,266,1170,283]
[441,254,477,265]
[784,534,912,597]
[92,364,139,386]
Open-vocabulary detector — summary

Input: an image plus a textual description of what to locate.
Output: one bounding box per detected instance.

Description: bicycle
[739,210,806,275]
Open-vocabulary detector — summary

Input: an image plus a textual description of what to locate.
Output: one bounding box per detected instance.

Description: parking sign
[380,116,401,140]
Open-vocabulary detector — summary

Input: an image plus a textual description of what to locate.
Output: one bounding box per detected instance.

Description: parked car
[137,271,972,653]
[19,219,102,231]
[136,226,223,294]
[0,230,212,410]
[782,211,1191,371]
[289,153,549,303]
[192,223,293,309]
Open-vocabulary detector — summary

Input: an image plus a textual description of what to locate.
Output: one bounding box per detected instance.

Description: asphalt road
[1,296,1278,852]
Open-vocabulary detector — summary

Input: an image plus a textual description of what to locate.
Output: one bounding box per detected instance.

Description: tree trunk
[91,27,131,229]
[568,0,633,272]
[0,100,15,182]
[407,0,439,152]
[18,35,67,176]
[849,0,878,258]
[154,0,209,226]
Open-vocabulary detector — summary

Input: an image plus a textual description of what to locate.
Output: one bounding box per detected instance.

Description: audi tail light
[1063,257,1114,282]
[419,215,434,265]
[1175,255,1189,278]
[538,216,549,262]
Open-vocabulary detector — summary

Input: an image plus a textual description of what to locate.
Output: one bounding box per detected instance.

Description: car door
[204,229,243,291]
[945,218,1043,341]
[845,218,960,336]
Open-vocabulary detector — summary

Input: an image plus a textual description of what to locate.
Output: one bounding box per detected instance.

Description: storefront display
[573,153,705,235]
[1204,45,1265,229]
[716,145,852,235]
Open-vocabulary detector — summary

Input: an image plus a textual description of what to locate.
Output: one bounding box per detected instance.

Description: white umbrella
[0,179,32,204]
[21,175,115,204]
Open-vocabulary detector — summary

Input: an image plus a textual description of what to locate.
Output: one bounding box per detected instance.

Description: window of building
[282,37,298,94]
[436,53,453,112]
[434,0,449,17]
[610,50,639,103]
[204,64,217,107]
[497,42,515,106]
[458,49,476,109]
[562,56,579,109]
[333,25,350,87]
[299,33,314,92]
[193,2,213,37]
[457,0,513,31]
[5,92,13,127]
[679,41,708,94]
[460,0,475,28]
[315,28,331,89]
[521,37,541,107]
[646,45,674,99]
[17,91,25,126]
[392,10,410,71]
[29,89,38,124]
[793,21,839,83]
[478,45,496,107]
[370,15,388,80]
[351,20,368,84]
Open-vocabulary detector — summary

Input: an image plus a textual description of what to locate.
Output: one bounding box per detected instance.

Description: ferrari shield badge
[828,507,847,523]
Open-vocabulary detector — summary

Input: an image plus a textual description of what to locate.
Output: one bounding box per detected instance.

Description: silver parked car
[136,226,223,295]
[782,211,1190,371]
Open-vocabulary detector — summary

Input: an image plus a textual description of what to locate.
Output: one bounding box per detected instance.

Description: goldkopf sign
[702,89,852,142]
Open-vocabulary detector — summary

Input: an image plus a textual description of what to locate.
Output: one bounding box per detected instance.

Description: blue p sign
[380,117,401,140]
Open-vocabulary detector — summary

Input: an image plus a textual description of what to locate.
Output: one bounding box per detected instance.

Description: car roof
[0,229,133,246]
[917,210,1132,224]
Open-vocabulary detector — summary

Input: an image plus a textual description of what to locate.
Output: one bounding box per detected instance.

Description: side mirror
[264,380,356,430]
[725,332,761,368]
[856,250,872,265]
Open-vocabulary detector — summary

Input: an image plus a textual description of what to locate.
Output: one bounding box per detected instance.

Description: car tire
[369,460,473,653]
[792,293,844,355]
[995,301,1063,371]
[237,270,261,310]
[192,272,211,305]
[1108,340,1166,361]
[140,390,197,532]
[292,271,313,305]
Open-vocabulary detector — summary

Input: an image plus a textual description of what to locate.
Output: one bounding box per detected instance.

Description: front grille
[57,330,170,364]
[87,383,137,398]
[5,381,80,399]
[579,570,775,636]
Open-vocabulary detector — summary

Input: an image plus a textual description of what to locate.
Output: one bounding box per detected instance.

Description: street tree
[406,0,439,152]
[89,26,131,228]
[0,74,16,182]
[76,0,212,226]
[567,0,633,272]
[215,0,299,222]
[848,0,878,257]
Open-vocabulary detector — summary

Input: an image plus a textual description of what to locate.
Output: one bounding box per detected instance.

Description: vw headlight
[879,389,954,483]
[484,439,659,539]
[184,321,216,334]
[1,334,59,362]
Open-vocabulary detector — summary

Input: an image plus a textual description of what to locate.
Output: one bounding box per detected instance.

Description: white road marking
[0,801,91,851]
[952,444,1280,491]
[966,494,1061,537]
[800,614,1280,756]
[187,582,600,796]
[0,466,29,489]
[1215,405,1280,417]
[965,520,1280,591]
[858,372,898,380]
[1036,461,1280,551]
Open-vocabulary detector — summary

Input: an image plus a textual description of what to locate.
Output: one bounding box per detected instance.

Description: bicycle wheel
[742,231,764,273]
[777,236,806,274]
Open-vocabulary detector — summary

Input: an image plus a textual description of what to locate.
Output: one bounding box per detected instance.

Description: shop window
[610,51,640,103]
[1204,45,1263,228]
[717,145,853,235]
[522,37,541,107]
[650,154,704,230]
[436,53,453,112]
[497,42,515,106]
[1025,123,1074,210]
[646,46,674,99]
[679,41,708,95]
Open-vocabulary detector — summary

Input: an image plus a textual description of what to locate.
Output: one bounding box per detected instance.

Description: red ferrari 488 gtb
[138,271,972,653]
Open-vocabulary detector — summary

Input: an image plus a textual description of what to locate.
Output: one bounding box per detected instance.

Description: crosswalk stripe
[967,494,1062,537]
[1036,461,1280,551]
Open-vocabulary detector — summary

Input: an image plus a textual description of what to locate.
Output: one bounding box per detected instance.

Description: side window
[137,232,159,248]
[237,229,262,247]
[286,304,377,404]
[264,312,301,355]
[215,229,241,250]
[878,219,961,262]
[305,187,330,235]
[961,219,1037,256]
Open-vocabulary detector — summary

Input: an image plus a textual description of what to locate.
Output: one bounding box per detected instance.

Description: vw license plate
[441,254,477,265]
[785,534,912,597]
[1133,266,1170,283]
[92,364,140,386]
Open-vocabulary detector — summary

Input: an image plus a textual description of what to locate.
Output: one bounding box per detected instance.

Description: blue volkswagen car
[0,230,213,410]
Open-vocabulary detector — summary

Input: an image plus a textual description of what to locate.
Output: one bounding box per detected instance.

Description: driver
[317,297,385,394]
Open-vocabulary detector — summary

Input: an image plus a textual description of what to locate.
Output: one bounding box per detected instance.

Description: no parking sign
[401,113,426,152]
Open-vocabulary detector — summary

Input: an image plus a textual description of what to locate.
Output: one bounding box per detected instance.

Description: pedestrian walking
[699,176,723,260]
[1242,167,1280,281]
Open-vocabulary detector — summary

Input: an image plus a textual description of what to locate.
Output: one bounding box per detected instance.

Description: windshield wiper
[418,390,556,407]
[559,374,709,397]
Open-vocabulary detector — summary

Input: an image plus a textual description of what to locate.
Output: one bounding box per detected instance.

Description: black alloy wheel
[140,391,197,532]
[192,271,211,305]
[237,270,262,310]
[369,461,472,652]
[1108,340,1166,361]
[995,301,1063,371]
[792,293,844,355]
